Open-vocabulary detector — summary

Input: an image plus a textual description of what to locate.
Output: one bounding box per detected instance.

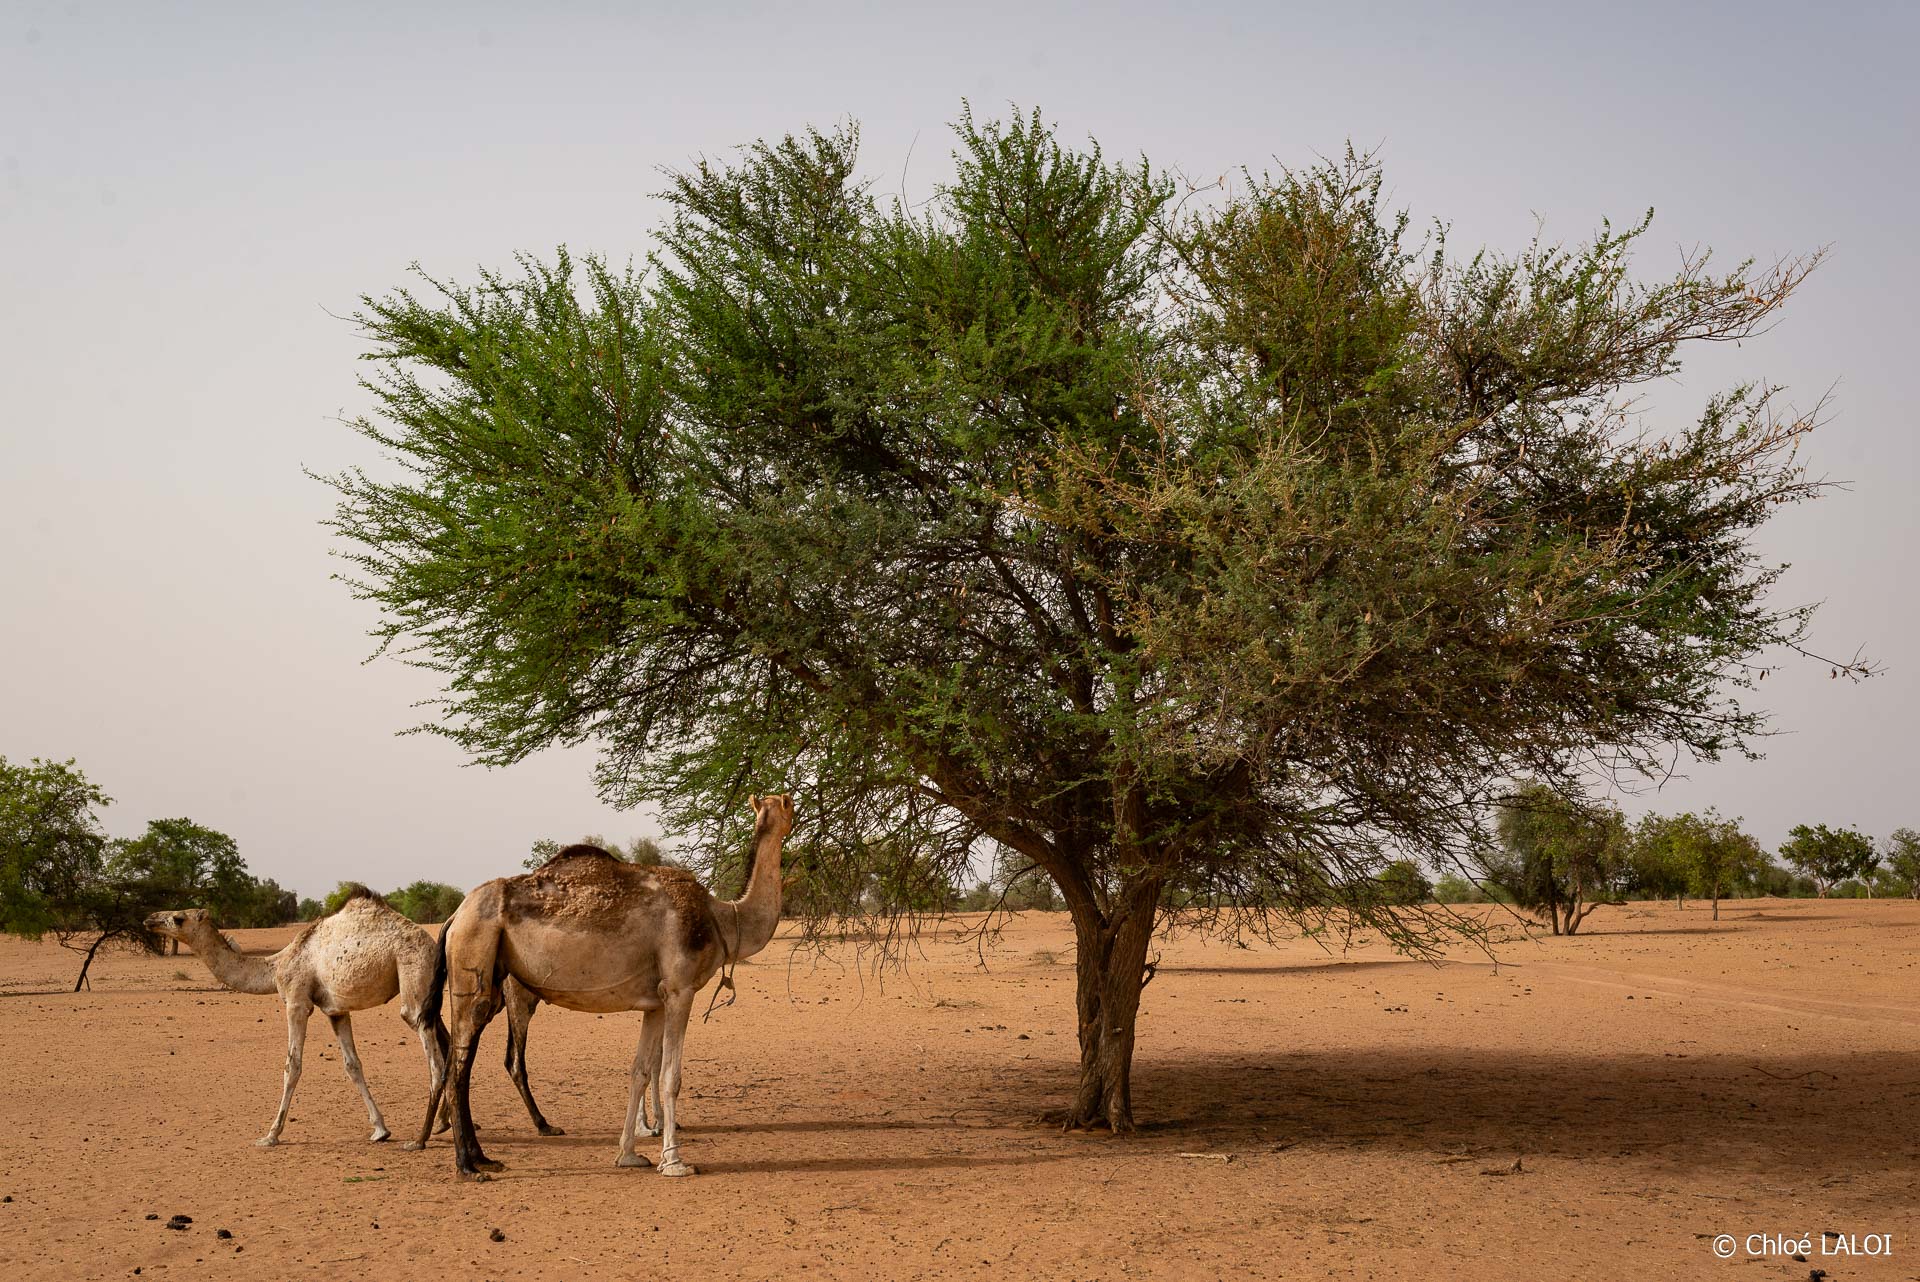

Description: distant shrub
[1432,872,1493,904]
[386,881,466,923]
[1374,859,1433,906]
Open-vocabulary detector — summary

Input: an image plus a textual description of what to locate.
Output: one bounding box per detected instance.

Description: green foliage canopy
[1779,823,1878,897]
[0,756,111,941]
[105,817,291,926]
[1882,827,1920,899]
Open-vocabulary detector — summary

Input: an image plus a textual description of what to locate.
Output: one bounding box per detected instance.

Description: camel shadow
[488,1117,990,1149]
[696,1151,1079,1175]
[482,1149,1079,1180]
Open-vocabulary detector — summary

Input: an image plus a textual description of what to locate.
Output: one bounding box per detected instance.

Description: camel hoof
[370,1129,391,1143]
[402,1141,426,1152]
[657,1160,696,1178]
[433,1119,451,1134]
[455,1169,492,1184]
[255,1136,280,1148]
[475,1158,505,1172]
[614,1153,652,1168]
[635,1125,657,1139]
[538,1124,566,1137]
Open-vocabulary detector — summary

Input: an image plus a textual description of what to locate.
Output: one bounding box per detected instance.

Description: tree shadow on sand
[1115,1048,1920,1172]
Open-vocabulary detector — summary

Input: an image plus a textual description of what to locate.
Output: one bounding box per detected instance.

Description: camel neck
[184,925,279,995]
[725,823,786,961]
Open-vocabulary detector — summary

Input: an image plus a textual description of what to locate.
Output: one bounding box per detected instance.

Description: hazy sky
[3,2,1914,899]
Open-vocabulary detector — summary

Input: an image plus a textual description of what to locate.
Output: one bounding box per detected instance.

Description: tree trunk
[1059,878,1162,1133]
[73,933,109,992]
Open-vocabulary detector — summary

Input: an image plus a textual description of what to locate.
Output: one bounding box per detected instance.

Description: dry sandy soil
[1,898,1916,1280]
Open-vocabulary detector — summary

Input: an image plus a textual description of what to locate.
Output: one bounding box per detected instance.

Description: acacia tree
[1884,827,1920,899]
[107,817,265,942]
[0,757,109,944]
[1486,781,1630,935]
[1780,823,1877,897]
[324,110,1854,1131]
[1633,810,1765,920]
[1626,818,1693,907]
[0,756,167,989]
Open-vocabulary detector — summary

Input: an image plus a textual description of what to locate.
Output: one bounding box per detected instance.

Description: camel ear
[749,793,761,811]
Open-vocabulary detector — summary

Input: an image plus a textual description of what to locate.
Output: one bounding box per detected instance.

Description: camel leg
[436,970,504,1138]
[445,957,505,1179]
[655,990,697,1177]
[651,1047,664,1136]
[258,999,311,1147]
[629,1025,664,1137]
[504,983,562,1135]
[635,1008,664,1139]
[433,1038,456,1135]
[615,1008,664,1166]
[395,954,447,1152]
[447,1020,504,1178]
[328,1012,390,1143]
[405,1015,448,1151]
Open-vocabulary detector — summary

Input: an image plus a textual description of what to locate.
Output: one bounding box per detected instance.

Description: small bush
[1432,872,1491,904]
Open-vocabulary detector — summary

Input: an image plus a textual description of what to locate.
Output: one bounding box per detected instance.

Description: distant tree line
[523,833,672,870]
[293,879,469,924]
[1431,780,1917,932]
[0,755,298,989]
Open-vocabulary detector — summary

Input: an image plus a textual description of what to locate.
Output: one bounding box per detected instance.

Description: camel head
[748,793,795,842]
[145,908,213,943]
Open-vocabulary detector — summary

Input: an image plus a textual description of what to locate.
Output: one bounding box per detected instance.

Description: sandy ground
[1,898,1916,1281]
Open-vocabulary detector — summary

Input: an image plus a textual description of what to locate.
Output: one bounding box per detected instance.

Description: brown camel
[147,890,563,1146]
[423,793,793,1179]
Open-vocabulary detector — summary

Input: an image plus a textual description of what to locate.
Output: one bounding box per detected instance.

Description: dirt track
[2,899,1916,1280]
